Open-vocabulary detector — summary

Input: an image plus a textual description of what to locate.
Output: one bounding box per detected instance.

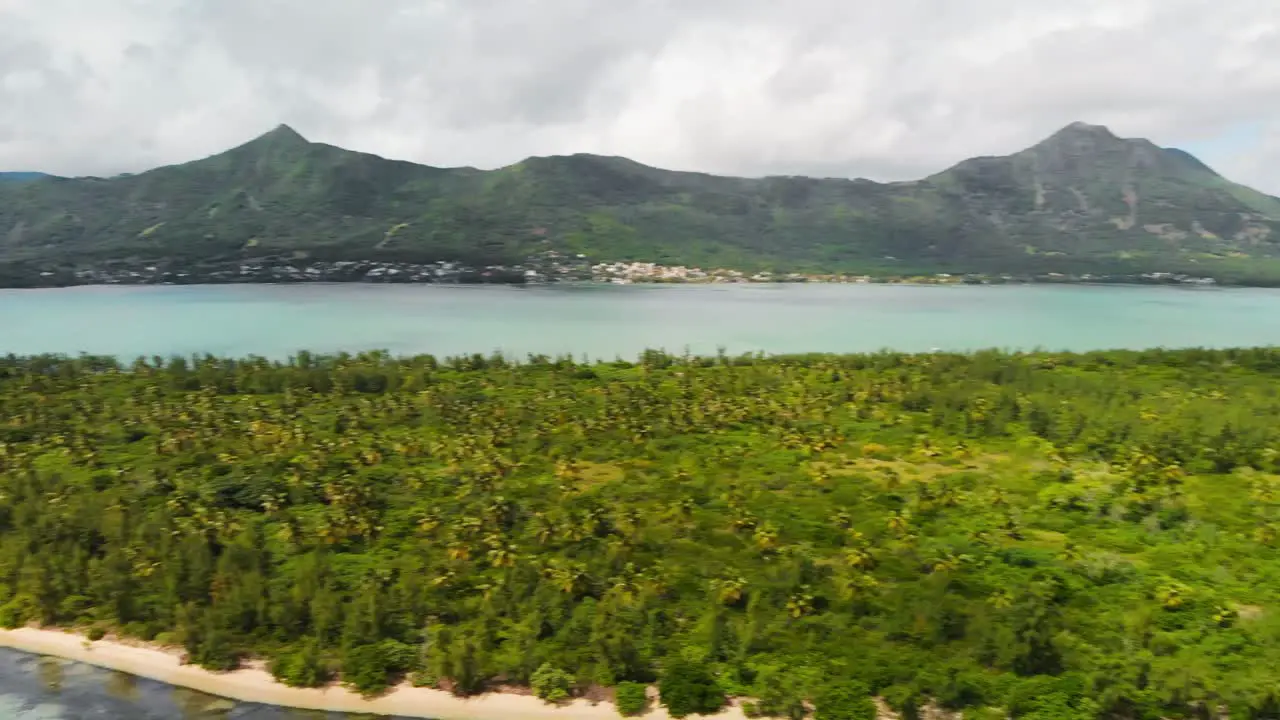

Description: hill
[0,172,50,183]
[2,122,1279,283]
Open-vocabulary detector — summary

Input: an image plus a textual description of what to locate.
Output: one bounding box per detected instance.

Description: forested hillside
[3,122,1280,282]
[3,348,1280,718]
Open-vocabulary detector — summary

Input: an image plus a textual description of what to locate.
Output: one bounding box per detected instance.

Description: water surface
[4,282,1280,359]
[0,648,399,718]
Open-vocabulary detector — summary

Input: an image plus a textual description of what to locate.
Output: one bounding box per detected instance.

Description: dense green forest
[3,347,1280,719]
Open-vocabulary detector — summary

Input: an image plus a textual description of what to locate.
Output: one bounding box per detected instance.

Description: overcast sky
[2,0,1279,192]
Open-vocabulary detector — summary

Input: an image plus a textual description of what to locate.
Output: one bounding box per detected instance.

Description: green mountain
[0,172,50,183]
[2,121,1278,279]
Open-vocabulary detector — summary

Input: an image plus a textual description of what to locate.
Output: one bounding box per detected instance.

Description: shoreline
[0,627,752,720]
[0,277,1244,293]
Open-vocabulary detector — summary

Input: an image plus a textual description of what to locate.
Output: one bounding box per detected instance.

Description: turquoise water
[4,282,1280,360]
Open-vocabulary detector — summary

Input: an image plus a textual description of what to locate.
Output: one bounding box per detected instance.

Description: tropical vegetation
[2,347,1280,718]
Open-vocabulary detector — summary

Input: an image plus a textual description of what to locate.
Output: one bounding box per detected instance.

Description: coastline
[0,627,752,720]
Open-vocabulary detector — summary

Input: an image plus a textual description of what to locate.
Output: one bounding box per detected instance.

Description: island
[3,120,1279,289]
[0,347,1277,719]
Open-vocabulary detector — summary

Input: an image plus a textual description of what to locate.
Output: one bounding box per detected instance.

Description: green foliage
[342,643,394,696]
[3,122,1279,280]
[9,346,1280,716]
[0,594,36,629]
[815,682,877,720]
[753,664,822,720]
[184,621,240,671]
[659,658,725,718]
[268,639,328,688]
[86,626,106,642]
[531,662,575,703]
[615,681,649,716]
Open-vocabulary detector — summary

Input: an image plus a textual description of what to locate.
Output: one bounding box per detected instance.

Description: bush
[531,662,575,703]
[269,640,329,688]
[861,443,893,459]
[615,682,649,716]
[342,643,392,696]
[815,682,877,720]
[659,658,725,718]
[409,669,438,688]
[184,622,241,672]
[378,639,419,674]
[881,684,920,720]
[122,621,158,641]
[753,666,819,720]
[0,594,37,629]
[86,626,106,642]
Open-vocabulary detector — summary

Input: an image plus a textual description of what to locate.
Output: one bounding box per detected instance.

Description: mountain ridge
[0,172,52,183]
[2,121,1279,284]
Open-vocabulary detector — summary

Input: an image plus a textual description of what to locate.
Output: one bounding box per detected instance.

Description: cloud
[1,0,1278,193]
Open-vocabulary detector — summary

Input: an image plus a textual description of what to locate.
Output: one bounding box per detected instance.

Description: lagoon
[4,283,1280,360]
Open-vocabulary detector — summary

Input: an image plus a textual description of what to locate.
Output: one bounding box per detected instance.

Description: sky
[1,0,1279,193]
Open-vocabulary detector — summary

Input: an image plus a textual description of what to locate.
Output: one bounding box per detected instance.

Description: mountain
[0,172,50,183]
[2,121,1279,282]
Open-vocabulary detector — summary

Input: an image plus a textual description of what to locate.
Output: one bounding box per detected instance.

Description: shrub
[531,662,575,703]
[753,665,821,720]
[615,681,649,716]
[659,658,725,718]
[269,640,328,688]
[122,621,158,641]
[861,443,893,459]
[881,684,920,720]
[0,594,37,629]
[342,643,392,696]
[86,626,106,642]
[815,682,877,720]
[409,669,438,688]
[378,638,419,674]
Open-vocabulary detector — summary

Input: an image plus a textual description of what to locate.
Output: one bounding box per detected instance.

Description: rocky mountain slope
[2,122,1277,280]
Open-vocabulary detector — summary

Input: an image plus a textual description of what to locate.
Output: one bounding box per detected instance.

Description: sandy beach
[0,626,753,719]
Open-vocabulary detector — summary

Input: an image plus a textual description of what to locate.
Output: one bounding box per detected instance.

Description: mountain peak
[220,123,311,161]
[1037,121,1122,147]
[260,123,308,145]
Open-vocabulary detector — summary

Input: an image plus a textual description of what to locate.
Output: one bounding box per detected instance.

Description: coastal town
[13,251,1219,288]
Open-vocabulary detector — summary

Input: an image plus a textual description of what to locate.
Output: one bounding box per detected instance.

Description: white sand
[0,626,754,720]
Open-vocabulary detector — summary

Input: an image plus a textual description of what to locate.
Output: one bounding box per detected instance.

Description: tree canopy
[2,347,1280,718]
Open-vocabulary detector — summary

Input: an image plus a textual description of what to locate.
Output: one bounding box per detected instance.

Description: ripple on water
[0,696,69,719]
[171,685,237,717]
[36,658,64,692]
[103,671,140,702]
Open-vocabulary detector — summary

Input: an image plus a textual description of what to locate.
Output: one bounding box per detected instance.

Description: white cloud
[0,0,1278,193]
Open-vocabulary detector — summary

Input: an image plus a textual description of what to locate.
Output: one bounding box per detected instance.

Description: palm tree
[844,547,875,570]
[929,552,970,574]
[710,576,747,606]
[987,589,1014,609]
[786,586,815,618]
[887,510,912,536]
[753,523,779,551]
[1156,582,1190,610]
[607,564,642,607]
[543,560,589,596]
[834,570,879,601]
